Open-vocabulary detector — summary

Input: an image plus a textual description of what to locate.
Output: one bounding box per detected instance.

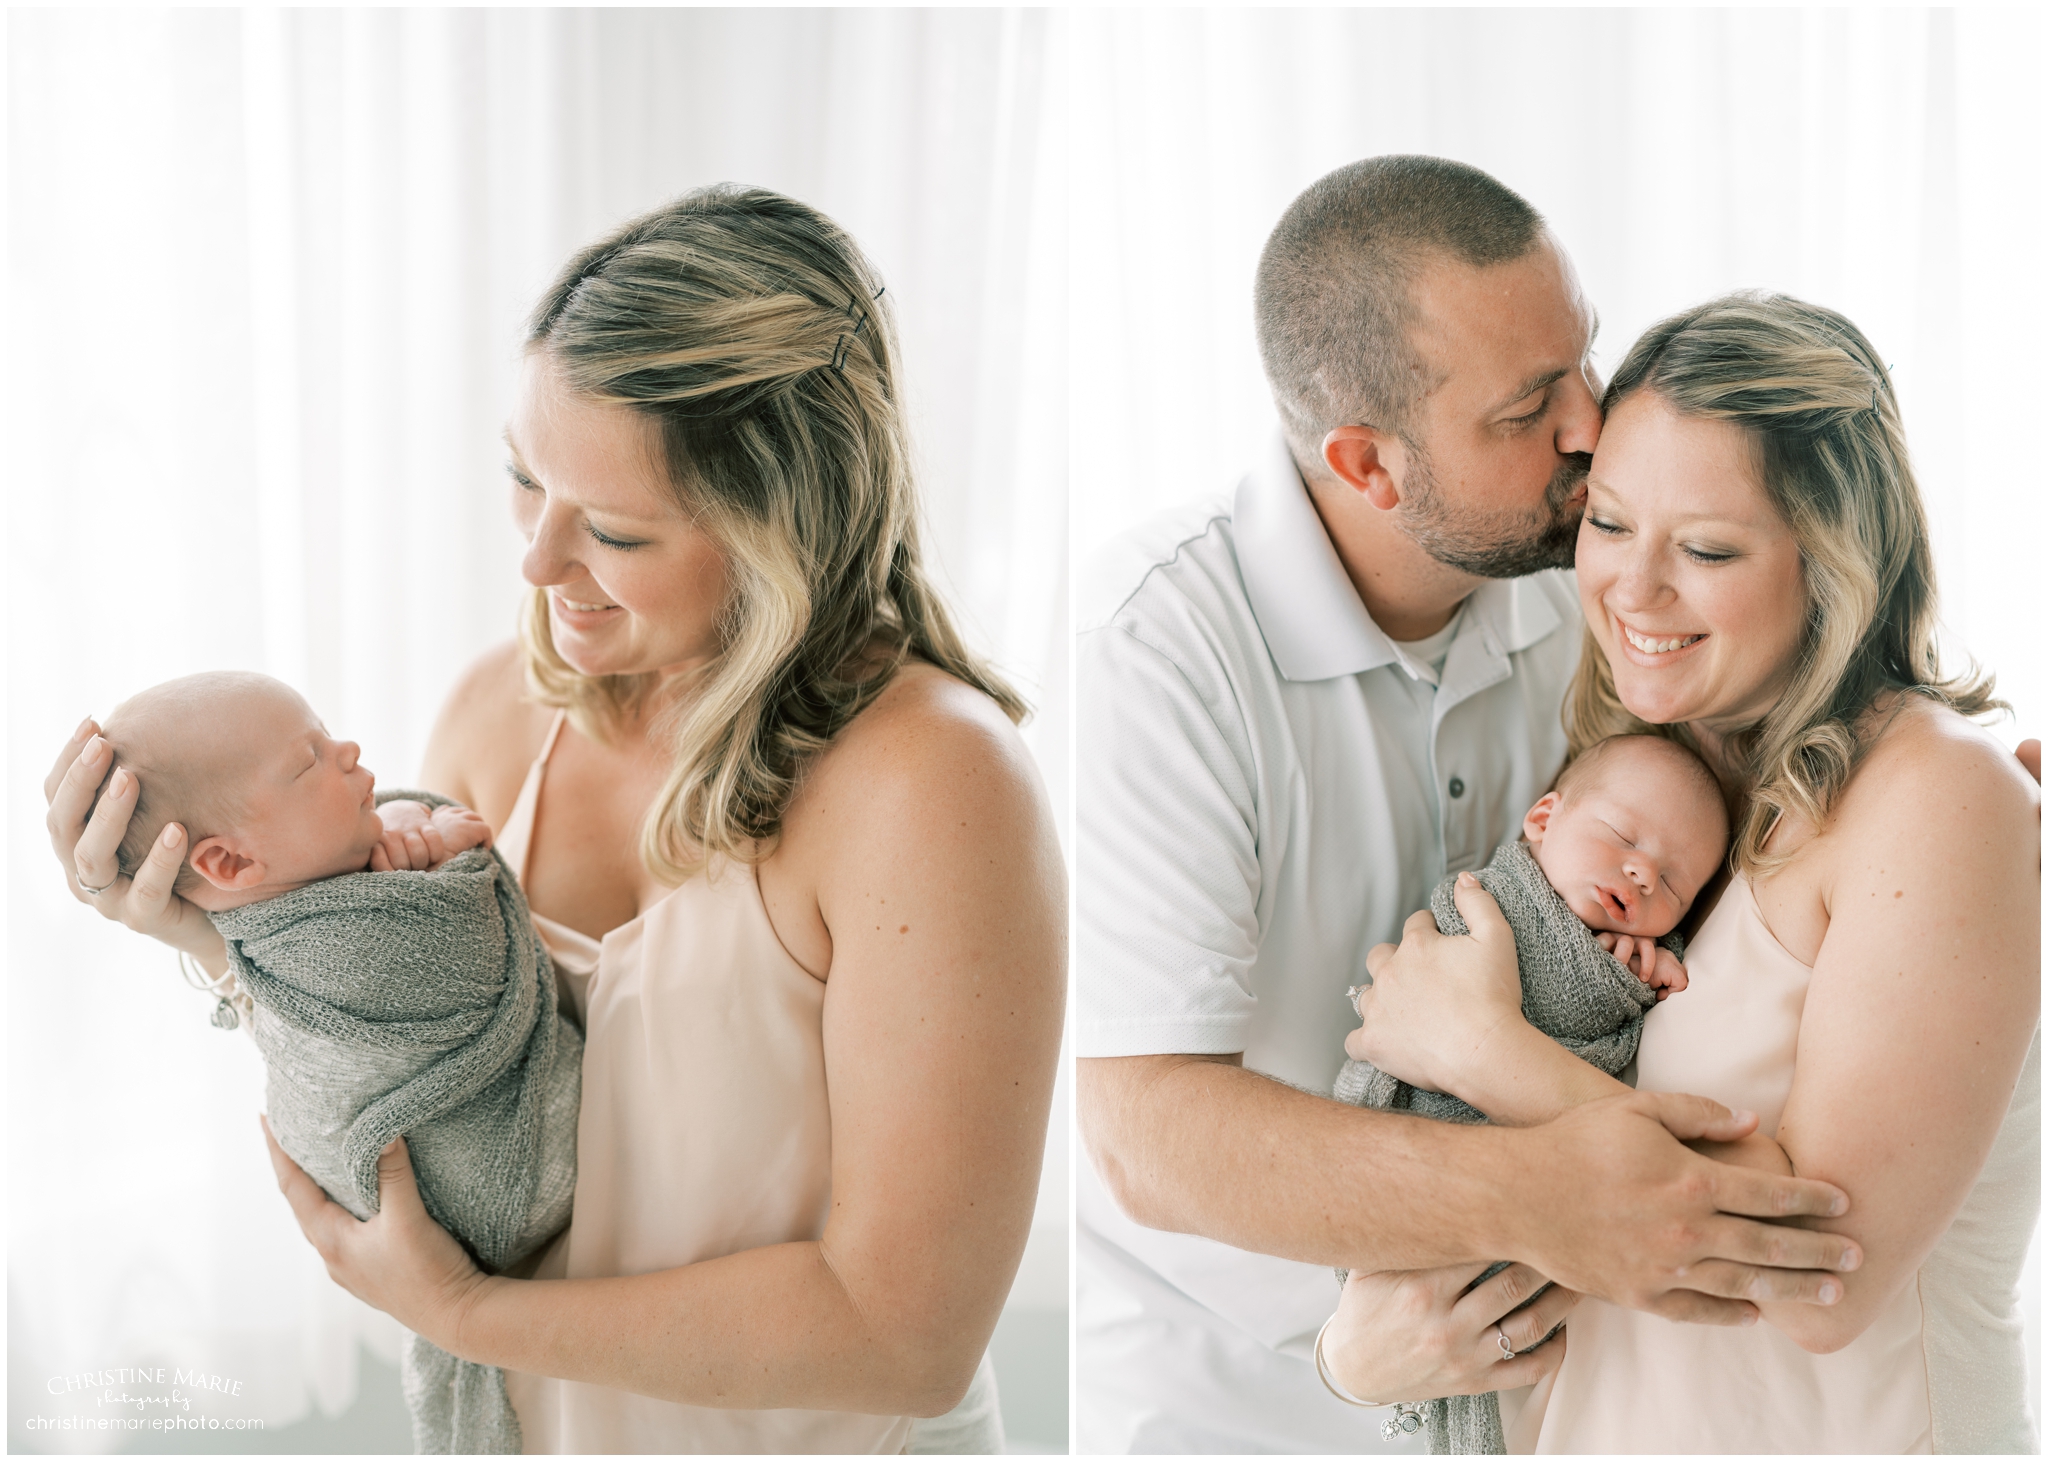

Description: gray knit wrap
[1331,839,1678,1455]
[211,790,581,1455]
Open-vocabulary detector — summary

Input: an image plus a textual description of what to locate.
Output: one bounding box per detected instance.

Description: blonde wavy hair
[521,185,1024,880]
[1567,291,2000,874]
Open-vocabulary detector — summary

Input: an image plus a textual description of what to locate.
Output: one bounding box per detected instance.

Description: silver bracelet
[1314,1313,1426,1441]
[178,950,248,1031]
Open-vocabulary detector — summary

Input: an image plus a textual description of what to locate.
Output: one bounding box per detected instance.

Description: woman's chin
[1613,683,1697,727]
[557,648,628,680]
[549,622,627,678]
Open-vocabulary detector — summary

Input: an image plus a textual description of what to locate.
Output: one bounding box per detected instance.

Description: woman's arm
[275,672,1066,1416]
[1754,715,2039,1354]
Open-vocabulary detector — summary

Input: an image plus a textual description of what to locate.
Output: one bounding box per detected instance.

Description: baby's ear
[189,837,265,891]
[1523,791,1561,846]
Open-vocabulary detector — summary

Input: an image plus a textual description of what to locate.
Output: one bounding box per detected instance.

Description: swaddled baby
[1333,733,1731,1454]
[97,671,578,1456]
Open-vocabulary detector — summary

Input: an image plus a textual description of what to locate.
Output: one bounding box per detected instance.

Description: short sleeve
[1077,621,1262,1056]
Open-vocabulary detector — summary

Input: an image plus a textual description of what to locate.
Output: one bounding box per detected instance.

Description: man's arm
[1080,1051,1862,1324]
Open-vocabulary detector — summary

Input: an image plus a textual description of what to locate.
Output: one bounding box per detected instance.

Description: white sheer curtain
[1070,6,2041,1426]
[6,9,1065,1448]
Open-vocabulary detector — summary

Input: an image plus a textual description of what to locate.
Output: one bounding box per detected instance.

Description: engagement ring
[1495,1325,1516,1361]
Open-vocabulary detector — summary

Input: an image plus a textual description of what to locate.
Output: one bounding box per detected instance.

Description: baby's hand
[426,803,492,860]
[371,800,492,873]
[1596,932,1690,1000]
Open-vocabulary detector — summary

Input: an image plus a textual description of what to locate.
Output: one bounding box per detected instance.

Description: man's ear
[1321,426,1411,512]
[189,836,266,891]
[1522,791,1561,846]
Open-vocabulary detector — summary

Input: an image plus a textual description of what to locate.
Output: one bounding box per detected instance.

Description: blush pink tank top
[496,713,913,1454]
[1508,875,2039,1454]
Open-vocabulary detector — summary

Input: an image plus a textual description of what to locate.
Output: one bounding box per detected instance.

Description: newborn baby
[1332,733,1730,1454]
[1518,731,1732,1000]
[101,673,495,901]
[97,671,577,1456]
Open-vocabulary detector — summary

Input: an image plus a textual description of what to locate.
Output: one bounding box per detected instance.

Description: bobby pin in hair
[831,285,886,372]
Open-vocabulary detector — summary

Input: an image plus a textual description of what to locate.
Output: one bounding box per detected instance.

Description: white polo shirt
[1076,433,1581,1453]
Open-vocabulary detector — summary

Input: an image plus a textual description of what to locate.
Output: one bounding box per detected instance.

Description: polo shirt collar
[1236,433,1398,681]
[1236,430,1565,682]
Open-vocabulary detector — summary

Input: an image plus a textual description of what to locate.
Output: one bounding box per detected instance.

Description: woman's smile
[1617,621,1706,657]
[550,590,625,629]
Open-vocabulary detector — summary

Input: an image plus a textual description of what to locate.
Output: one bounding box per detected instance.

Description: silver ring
[1495,1324,1516,1361]
[76,868,115,897]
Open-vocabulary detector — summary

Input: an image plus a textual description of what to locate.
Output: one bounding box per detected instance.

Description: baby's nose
[338,740,361,770]
[1624,853,1656,889]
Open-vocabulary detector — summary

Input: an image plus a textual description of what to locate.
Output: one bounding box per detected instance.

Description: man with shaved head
[1074,157,1855,1451]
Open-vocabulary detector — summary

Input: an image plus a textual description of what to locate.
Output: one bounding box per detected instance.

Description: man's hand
[1346,872,1526,1097]
[371,800,492,872]
[1498,1090,1858,1325]
[1082,1055,1856,1333]
[1598,932,1688,999]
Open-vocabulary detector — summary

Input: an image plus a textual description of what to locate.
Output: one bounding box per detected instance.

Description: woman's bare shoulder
[825,662,1032,783]
[1831,698,2039,855]
[417,641,556,821]
[1855,698,2036,802]
[783,664,1045,850]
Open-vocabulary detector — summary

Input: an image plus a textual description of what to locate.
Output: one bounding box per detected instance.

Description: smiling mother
[46,187,1065,1453]
[1336,292,2039,1452]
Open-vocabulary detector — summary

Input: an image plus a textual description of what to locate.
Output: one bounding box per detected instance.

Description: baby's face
[213,683,385,889]
[1523,745,1727,938]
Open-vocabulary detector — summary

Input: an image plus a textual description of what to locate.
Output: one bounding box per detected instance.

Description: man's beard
[1398,447,1590,578]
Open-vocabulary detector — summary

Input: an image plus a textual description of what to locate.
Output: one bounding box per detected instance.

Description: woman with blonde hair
[46,185,1065,1453]
[1321,291,2038,1452]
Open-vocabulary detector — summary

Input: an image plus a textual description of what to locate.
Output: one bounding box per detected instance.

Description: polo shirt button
[1448,776,1466,799]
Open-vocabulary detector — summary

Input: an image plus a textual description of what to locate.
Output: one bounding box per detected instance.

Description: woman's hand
[44,717,227,972]
[261,1119,493,1354]
[1322,1261,1579,1404]
[1346,873,1526,1099]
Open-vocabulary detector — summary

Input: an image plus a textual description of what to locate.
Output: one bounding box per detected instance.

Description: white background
[1069,6,2041,1444]
[6,9,1067,1452]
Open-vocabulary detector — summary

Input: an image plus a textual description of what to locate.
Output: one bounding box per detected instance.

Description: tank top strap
[496,709,570,885]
